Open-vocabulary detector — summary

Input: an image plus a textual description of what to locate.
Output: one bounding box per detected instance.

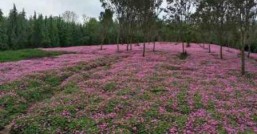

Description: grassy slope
[0,56,119,132]
[0,49,68,62]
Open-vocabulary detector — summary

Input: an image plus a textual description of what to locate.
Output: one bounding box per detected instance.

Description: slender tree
[247,19,257,57]
[99,9,113,50]
[166,0,195,53]
[199,0,231,59]
[193,0,215,53]
[231,0,257,75]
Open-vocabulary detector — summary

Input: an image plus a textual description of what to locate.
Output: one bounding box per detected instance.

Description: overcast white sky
[0,0,103,22]
[0,0,167,22]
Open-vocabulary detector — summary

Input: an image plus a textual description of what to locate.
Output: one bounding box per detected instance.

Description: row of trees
[99,0,257,75]
[195,0,257,75]
[100,0,164,56]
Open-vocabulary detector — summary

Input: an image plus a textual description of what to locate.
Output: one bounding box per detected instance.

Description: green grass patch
[150,86,168,94]
[0,73,64,129]
[150,121,170,134]
[116,88,132,96]
[177,89,190,114]
[10,115,99,134]
[162,64,181,70]
[0,49,69,62]
[253,114,257,122]
[193,93,204,109]
[138,91,152,100]
[174,115,188,130]
[217,125,227,134]
[144,107,159,119]
[63,84,80,94]
[105,99,119,113]
[103,97,130,115]
[0,56,119,131]
[103,82,117,92]
[0,95,28,128]
[137,108,171,134]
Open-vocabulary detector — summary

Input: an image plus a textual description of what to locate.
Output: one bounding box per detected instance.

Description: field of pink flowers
[0,42,257,133]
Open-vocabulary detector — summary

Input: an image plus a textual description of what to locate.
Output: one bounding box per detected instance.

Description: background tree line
[0,5,125,50]
[1,2,257,53]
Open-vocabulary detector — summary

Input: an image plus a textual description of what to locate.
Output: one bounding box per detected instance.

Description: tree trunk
[182,42,185,53]
[220,45,223,59]
[116,39,120,52]
[153,41,156,52]
[127,43,129,51]
[100,44,103,50]
[117,30,120,52]
[143,42,146,57]
[126,37,129,51]
[241,47,246,75]
[117,44,120,52]
[241,31,246,75]
[100,37,104,50]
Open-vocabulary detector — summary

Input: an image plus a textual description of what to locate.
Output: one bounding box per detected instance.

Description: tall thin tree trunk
[153,41,156,52]
[130,38,132,50]
[182,42,185,53]
[117,44,120,52]
[143,42,146,57]
[127,44,129,51]
[117,36,120,52]
[241,32,246,75]
[126,38,129,51]
[100,37,104,50]
[241,47,245,75]
[227,43,229,51]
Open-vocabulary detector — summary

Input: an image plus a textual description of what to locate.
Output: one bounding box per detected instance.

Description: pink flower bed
[0,54,99,85]
[6,42,257,133]
[1,42,257,85]
[0,45,124,84]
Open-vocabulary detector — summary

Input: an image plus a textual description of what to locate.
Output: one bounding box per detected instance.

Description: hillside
[0,43,257,133]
